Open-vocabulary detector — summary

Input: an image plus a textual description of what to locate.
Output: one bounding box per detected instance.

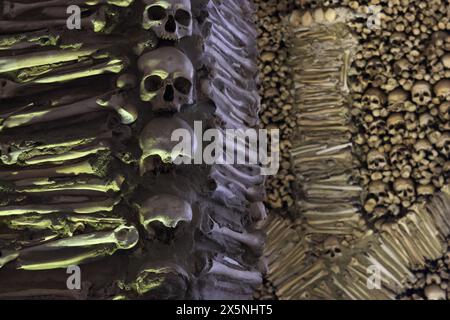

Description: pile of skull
[0,0,265,299]
[346,0,450,223]
[253,0,298,212]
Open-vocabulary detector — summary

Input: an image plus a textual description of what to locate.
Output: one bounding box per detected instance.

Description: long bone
[208,217,264,254]
[0,159,101,181]
[11,175,124,195]
[0,30,60,51]
[0,131,114,165]
[210,167,251,202]
[0,46,103,73]
[0,7,112,33]
[206,77,258,118]
[204,47,252,88]
[0,225,139,270]
[0,197,120,216]
[0,59,127,99]
[216,164,264,187]
[2,0,134,18]
[207,1,256,43]
[204,36,256,73]
[206,23,249,56]
[207,88,257,127]
[205,255,262,285]
[0,89,137,130]
[212,73,259,109]
[4,213,126,239]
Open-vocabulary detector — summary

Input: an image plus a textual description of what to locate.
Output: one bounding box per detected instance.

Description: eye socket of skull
[147,5,167,21]
[175,9,191,26]
[174,77,192,95]
[145,75,164,92]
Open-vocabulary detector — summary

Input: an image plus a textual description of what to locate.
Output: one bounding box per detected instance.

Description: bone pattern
[199,0,265,299]
[257,2,450,300]
[0,1,265,299]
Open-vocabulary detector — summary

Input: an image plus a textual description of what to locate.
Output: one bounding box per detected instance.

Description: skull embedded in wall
[138,47,194,112]
[323,236,342,259]
[438,101,450,122]
[390,145,411,170]
[388,88,410,111]
[139,194,193,238]
[434,79,450,101]
[142,0,193,40]
[387,113,406,135]
[413,139,434,163]
[367,149,388,171]
[368,180,388,205]
[412,81,433,106]
[362,88,387,111]
[436,132,450,158]
[365,58,385,78]
[139,117,197,175]
[393,178,416,208]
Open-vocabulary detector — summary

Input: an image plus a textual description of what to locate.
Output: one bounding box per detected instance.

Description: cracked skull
[138,47,194,112]
[142,0,192,40]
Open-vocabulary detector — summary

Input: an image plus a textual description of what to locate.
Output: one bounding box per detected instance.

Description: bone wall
[0,0,264,299]
[256,0,450,300]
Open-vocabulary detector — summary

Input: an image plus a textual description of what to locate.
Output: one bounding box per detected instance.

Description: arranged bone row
[261,186,450,299]
[0,0,265,299]
[288,9,366,237]
[199,0,266,298]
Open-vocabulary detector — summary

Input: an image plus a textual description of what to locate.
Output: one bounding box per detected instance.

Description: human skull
[413,139,434,162]
[368,180,388,204]
[393,178,415,207]
[362,88,387,111]
[387,113,406,135]
[419,113,436,130]
[139,194,192,232]
[323,236,342,259]
[393,58,413,75]
[436,132,450,158]
[434,79,450,101]
[367,149,388,171]
[139,117,197,175]
[365,58,385,77]
[368,119,387,136]
[424,284,446,300]
[390,145,411,170]
[390,32,407,47]
[142,0,192,40]
[388,88,409,106]
[412,81,433,106]
[138,47,194,112]
[439,101,450,122]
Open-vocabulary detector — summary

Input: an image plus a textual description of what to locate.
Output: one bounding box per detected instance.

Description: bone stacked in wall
[198,0,265,298]
[0,1,265,299]
[287,7,366,238]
